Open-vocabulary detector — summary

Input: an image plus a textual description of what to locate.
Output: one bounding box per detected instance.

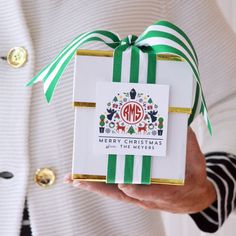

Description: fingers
[63,173,73,183]
[118,184,167,210]
[64,178,171,211]
[118,184,189,212]
[185,128,206,180]
[118,184,147,200]
[71,181,146,206]
[118,184,173,202]
[73,181,121,198]
[186,127,203,160]
[64,175,160,209]
[117,184,158,201]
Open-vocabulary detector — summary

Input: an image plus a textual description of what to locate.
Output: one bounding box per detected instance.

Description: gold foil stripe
[73,102,192,114]
[168,107,192,114]
[72,174,184,185]
[73,102,96,108]
[77,49,113,57]
[76,49,185,62]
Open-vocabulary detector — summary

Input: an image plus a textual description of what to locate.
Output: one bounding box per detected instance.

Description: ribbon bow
[27,20,212,134]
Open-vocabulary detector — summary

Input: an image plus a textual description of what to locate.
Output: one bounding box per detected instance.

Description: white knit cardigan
[0,0,235,235]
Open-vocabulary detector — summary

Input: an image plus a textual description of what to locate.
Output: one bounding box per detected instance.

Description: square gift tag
[94,82,169,157]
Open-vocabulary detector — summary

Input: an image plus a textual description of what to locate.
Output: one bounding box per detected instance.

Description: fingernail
[63,173,72,183]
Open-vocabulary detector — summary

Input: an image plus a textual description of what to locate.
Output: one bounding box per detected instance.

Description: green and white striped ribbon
[27,20,211,134]
[107,44,156,184]
[27,20,212,184]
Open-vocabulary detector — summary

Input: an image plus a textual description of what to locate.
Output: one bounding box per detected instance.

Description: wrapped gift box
[72,49,194,185]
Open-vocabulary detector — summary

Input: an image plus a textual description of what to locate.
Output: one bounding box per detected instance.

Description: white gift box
[72,50,194,185]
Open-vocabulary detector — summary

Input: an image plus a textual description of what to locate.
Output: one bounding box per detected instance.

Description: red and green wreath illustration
[99,88,164,136]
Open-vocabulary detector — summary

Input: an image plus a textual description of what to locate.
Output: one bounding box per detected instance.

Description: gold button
[34,168,56,188]
[7,47,28,68]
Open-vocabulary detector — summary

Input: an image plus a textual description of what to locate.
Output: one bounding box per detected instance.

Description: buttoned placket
[0,1,36,234]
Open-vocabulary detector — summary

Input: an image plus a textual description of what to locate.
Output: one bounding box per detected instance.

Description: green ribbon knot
[120,35,138,46]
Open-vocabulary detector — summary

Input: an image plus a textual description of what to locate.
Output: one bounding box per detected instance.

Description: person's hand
[64,128,216,214]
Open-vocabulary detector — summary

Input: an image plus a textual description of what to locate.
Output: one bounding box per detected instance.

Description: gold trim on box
[73,102,96,108]
[72,174,184,185]
[76,49,185,62]
[73,102,192,114]
[168,107,192,114]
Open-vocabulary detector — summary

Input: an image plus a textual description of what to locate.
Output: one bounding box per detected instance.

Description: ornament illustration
[115,113,120,119]
[105,128,111,133]
[113,96,118,102]
[148,110,158,122]
[130,88,137,99]
[158,117,164,136]
[138,123,147,133]
[109,122,115,129]
[99,115,106,133]
[117,122,126,133]
[99,88,164,136]
[127,126,135,135]
[107,108,116,121]
[148,123,154,130]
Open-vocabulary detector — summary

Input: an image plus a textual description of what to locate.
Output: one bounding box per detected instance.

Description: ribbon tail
[201,103,213,136]
[136,20,212,135]
[26,65,49,87]
[26,61,66,103]
[26,32,88,87]
[26,52,74,103]
[26,30,121,103]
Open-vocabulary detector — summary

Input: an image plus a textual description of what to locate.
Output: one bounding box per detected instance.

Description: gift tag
[94,81,169,156]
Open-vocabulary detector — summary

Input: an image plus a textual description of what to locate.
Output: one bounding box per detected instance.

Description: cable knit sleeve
[165,0,236,232]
